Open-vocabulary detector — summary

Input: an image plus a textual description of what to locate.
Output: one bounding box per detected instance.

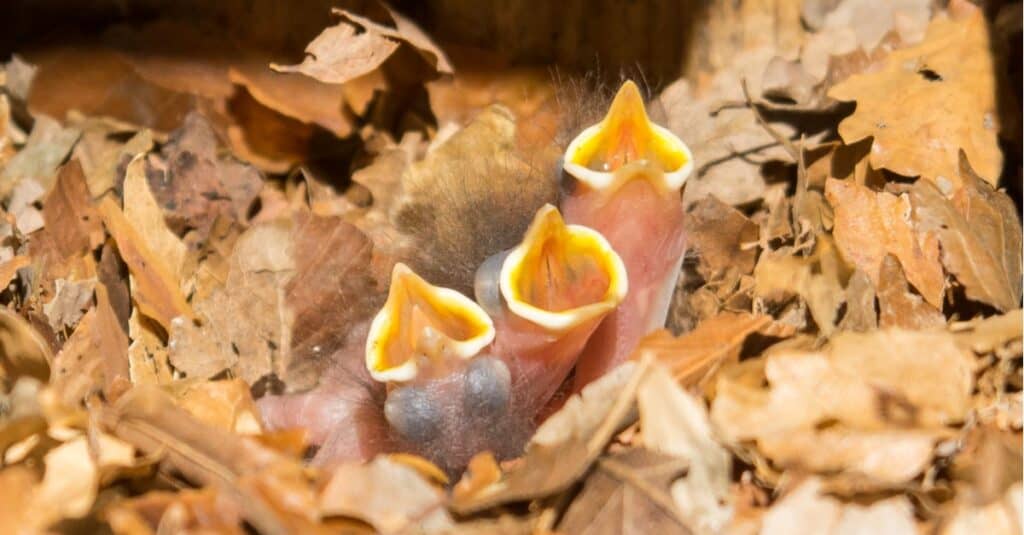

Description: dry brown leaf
[0,114,81,198]
[941,482,1022,535]
[754,235,849,336]
[877,254,945,330]
[285,213,379,390]
[126,308,172,387]
[639,313,794,386]
[826,178,945,307]
[50,283,130,405]
[829,2,1002,187]
[638,366,732,532]
[43,278,96,332]
[683,197,760,281]
[837,270,877,332]
[103,385,321,535]
[122,154,186,281]
[0,255,28,290]
[0,307,53,381]
[169,220,294,383]
[714,329,974,438]
[171,379,264,435]
[273,7,451,84]
[41,160,105,259]
[319,456,453,533]
[149,113,263,237]
[910,160,1022,312]
[558,448,691,535]
[71,121,153,198]
[98,196,194,331]
[450,361,647,514]
[0,466,43,533]
[758,427,941,487]
[228,59,352,138]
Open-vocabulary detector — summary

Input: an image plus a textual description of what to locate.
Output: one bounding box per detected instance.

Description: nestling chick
[258,80,693,474]
[560,80,694,389]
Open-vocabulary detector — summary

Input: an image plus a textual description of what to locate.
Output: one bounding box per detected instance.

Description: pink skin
[561,171,686,389]
[489,308,606,419]
[256,323,394,467]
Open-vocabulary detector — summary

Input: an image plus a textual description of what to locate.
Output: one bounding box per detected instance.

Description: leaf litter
[0,0,1019,533]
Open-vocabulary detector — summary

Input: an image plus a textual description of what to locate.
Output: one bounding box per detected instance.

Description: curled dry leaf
[98,196,194,332]
[910,159,1022,312]
[72,123,153,198]
[43,277,96,333]
[319,457,453,534]
[272,7,451,84]
[638,366,732,533]
[450,361,646,514]
[837,270,877,332]
[829,2,1002,187]
[826,178,945,307]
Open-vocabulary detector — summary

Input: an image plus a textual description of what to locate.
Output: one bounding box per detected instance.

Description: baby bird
[258,80,692,473]
[560,80,693,389]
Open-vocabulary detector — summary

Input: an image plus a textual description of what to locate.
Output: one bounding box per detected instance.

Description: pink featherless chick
[559,80,695,390]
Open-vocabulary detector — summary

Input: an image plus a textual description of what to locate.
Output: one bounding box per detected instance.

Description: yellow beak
[563,80,693,192]
[366,263,495,383]
[499,204,627,331]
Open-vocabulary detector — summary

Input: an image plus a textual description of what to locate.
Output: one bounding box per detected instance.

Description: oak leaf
[829,3,1002,187]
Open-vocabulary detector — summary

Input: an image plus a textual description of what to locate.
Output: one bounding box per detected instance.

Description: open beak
[499,204,627,332]
[475,203,627,416]
[560,80,692,391]
[563,80,693,193]
[366,263,495,383]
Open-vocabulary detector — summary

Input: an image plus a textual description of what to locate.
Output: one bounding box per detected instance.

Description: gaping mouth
[499,204,627,331]
[563,80,693,191]
[366,263,495,383]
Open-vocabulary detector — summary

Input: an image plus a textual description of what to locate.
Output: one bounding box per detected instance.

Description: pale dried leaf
[829,4,1002,186]
[639,366,732,532]
[319,457,453,533]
